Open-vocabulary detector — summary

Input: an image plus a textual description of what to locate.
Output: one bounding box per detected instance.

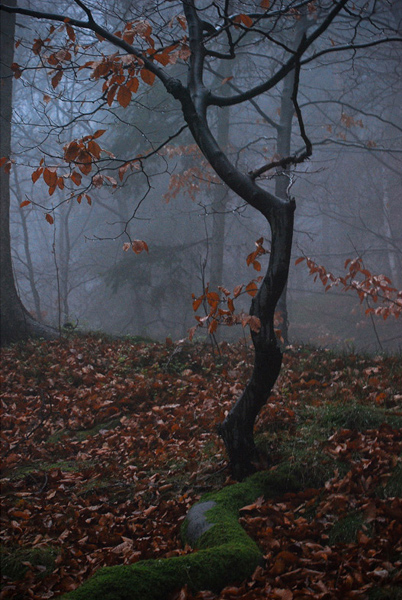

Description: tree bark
[0,0,56,346]
[218,200,295,480]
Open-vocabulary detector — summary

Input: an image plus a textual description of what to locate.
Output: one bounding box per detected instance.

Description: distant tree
[1,0,401,478]
[0,0,55,345]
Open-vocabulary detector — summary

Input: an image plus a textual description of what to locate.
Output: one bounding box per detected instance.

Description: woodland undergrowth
[0,335,401,599]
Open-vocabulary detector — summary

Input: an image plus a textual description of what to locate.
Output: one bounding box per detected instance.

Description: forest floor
[0,334,401,600]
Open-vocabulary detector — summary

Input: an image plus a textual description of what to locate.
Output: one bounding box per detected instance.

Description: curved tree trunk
[218,200,295,480]
[0,0,56,346]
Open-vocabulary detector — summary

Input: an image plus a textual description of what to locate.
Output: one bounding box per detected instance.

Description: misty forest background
[5,0,402,353]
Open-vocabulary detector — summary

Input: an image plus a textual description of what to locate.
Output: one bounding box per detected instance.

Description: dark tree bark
[0,0,56,346]
[218,203,294,479]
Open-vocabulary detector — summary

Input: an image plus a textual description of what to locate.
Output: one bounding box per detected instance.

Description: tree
[1,0,401,479]
[0,0,56,345]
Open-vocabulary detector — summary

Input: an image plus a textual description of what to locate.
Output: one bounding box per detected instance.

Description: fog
[7,0,402,352]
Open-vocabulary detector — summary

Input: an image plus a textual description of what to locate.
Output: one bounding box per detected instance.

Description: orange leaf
[93,129,106,139]
[45,213,54,224]
[177,15,187,30]
[193,297,203,312]
[88,140,101,159]
[66,24,76,42]
[118,162,130,181]
[260,0,270,8]
[20,200,31,208]
[43,168,58,187]
[32,167,43,183]
[295,256,305,265]
[70,170,82,186]
[233,285,243,298]
[131,240,149,254]
[127,77,139,93]
[154,51,171,66]
[51,69,63,89]
[208,319,218,334]
[117,85,132,108]
[79,162,92,175]
[240,13,253,27]
[140,68,156,86]
[123,30,135,44]
[107,84,118,106]
[64,141,80,162]
[77,149,92,174]
[207,292,220,304]
[246,281,258,297]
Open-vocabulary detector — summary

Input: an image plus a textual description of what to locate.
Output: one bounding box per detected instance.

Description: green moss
[328,511,368,545]
[320,402,402,432]
[378,461,402,498]
[10,459,93,480]
[62,542,261,600]
[74,418,121,441]
[0,545,58,581]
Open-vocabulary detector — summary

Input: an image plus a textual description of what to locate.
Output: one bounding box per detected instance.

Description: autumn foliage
[1,336,401,599]
[297,256,402,320]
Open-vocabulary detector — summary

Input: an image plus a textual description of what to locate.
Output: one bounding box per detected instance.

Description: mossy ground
[0,545,58,581]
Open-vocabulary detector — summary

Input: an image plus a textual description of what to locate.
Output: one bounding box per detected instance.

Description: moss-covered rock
[61,470,302,600]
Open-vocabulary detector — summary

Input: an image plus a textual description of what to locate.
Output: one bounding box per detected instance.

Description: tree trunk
[218,199,295,480]
[209,63,231,297]
[0,0,56,346]
[274,17,309,346]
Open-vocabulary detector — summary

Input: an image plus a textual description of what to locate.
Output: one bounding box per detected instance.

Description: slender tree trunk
[275,17,309,346]
[59,202,73,324]
[218,201,295,479]
[12,175,43,321]
[209,64,231,297]
[0,0,56,345]
[19,207,43,321]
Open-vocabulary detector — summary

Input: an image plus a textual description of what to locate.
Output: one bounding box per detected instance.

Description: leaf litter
[1,336,401,599]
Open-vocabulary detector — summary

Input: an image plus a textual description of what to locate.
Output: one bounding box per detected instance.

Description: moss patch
[0,545,58,581]
[328,511,367,545]
[378,461,402,498]
[63,470,302,600]
[319,402,402,432]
